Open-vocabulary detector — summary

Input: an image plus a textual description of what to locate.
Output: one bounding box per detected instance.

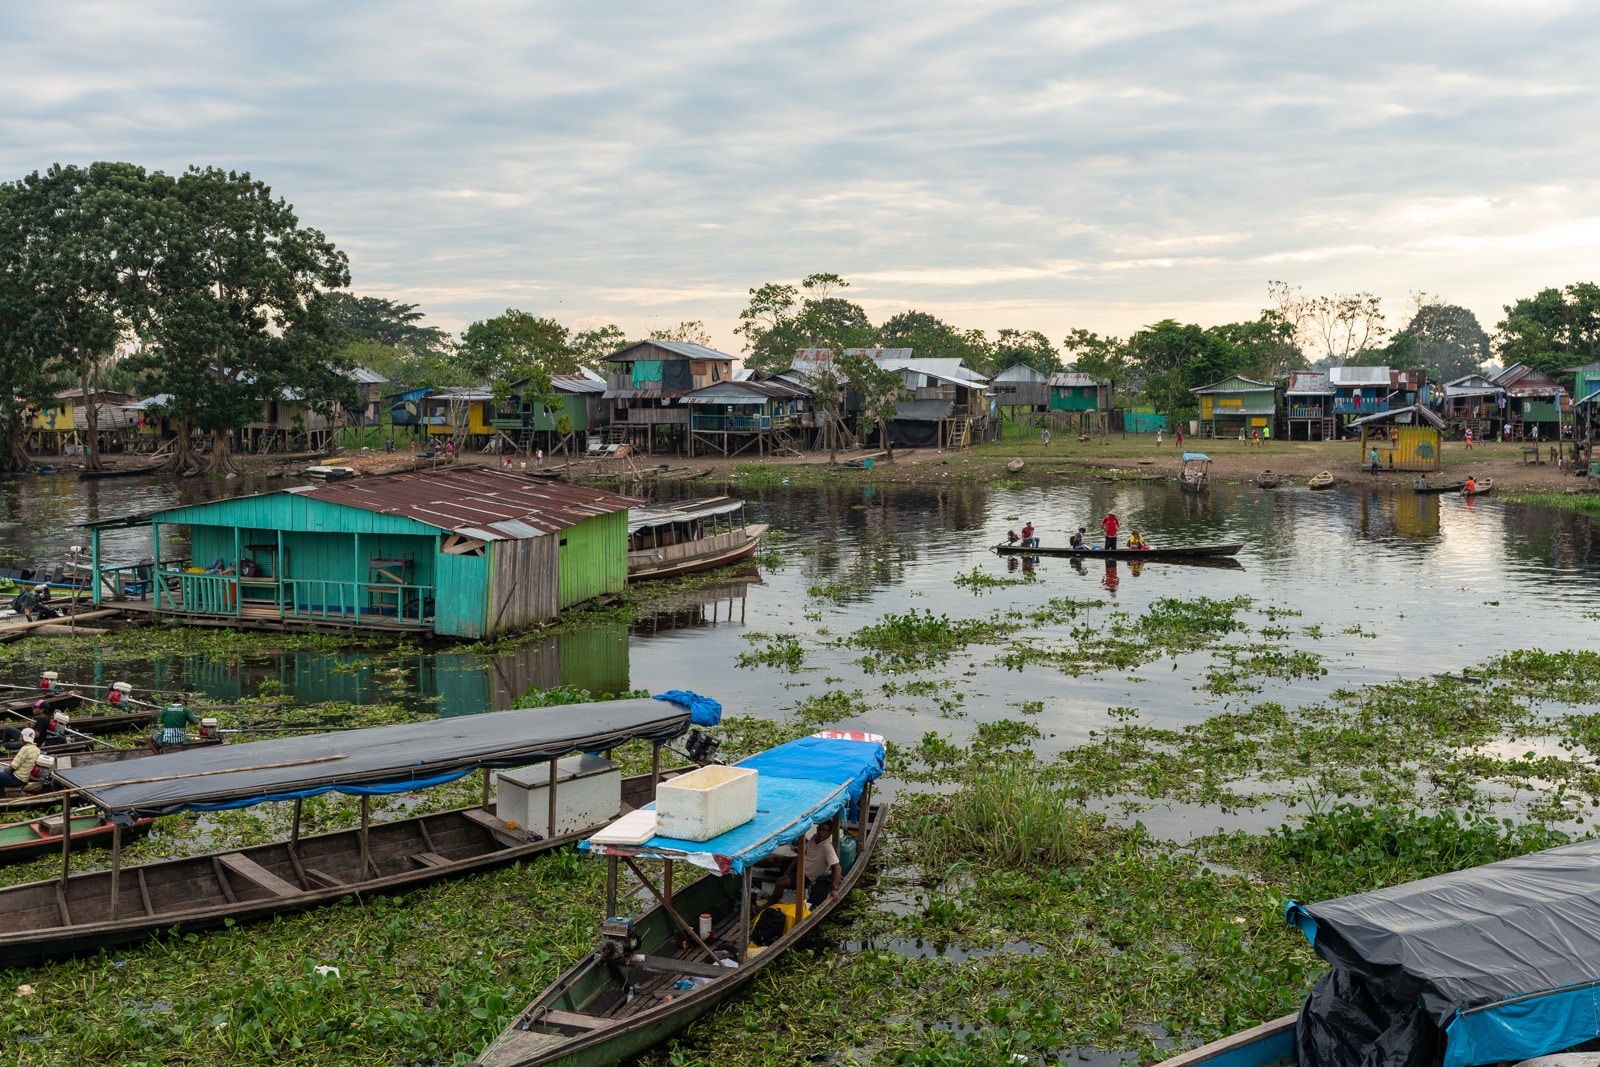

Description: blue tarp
[1182,452,1212,462]
[581,732,887,874]
[653,690,722,727]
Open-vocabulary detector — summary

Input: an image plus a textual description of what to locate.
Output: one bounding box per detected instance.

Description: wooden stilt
[291,796,303,847]
[482,766,492,811]
[546,757,558,838]
[109,821,122,920]
[359,794,371,878]
[606,855,618,917]
[620,857,718,964]
[59,792,72,886]
[738,869,752,962]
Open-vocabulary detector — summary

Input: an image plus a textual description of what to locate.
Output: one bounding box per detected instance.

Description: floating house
[603,341,738,454]
[1190,376,1277,439]
[1351,404,1445,472]
[1284,371,1335,440]
[89,468,639,639]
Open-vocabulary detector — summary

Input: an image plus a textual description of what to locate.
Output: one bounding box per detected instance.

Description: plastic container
[656,764,758,841]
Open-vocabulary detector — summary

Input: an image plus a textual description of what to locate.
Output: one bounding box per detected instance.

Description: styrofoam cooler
[656,764,758,841]
[496,754,621,837]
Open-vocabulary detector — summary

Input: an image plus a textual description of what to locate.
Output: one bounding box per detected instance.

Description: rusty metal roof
[293,468,640,540]
[1286,371,1332,395]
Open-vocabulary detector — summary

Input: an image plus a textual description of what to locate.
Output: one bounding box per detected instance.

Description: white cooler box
[496,754,621,837]
[656,764,758,841]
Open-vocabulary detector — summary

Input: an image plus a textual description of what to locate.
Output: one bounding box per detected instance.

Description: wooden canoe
[2,691,155,735]
[0,768,670,965]
[0,810,156,865]
[627,524,769,582]
[1308,471,1335,490]
[995,542,1243,560]
[1415,481,1467,494]
[1460,478,1493,497]
[1256,471,1281,489]
[1151,1014,1296,1065]
[474,799,888,1067]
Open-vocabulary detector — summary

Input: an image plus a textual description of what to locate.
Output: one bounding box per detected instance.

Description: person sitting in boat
[1464,476,1476,494]
[152,695,200,749]
[1069,527,1087,550]
[1005,530,1020,546]
[1021,521,1037,548]
[766,819,843,909]
[1127,530,1150,551]
[0,728,41,790]
[1417,474,1428,490]
[31,699,64,742]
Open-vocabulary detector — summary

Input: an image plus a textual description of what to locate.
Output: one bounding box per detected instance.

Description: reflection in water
[631,565,762,635]
[1101,561,1120,596]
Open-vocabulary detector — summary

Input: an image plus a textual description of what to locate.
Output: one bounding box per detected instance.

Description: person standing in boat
[1101,510,1120,550]
[0,728,41,790]
[153,694,199,749]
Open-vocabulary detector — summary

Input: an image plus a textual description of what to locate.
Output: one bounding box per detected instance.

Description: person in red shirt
[1101,511,1119,550]
[1021,521,1037,548]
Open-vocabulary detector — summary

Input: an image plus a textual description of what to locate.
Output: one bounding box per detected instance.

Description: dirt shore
[75,434,1597,495]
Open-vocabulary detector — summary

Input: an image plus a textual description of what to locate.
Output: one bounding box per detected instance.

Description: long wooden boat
[995,541,1243,561]
[0,699,703,964]
[0,809,157,865]
[1460,478,1493,497]
[1415,480,1467,494]
[1,690,156,735]
[1153,839,1600,1066]
[475,731,888,1067]
[75,463,164,480]
[0,739,227,810]
[627,497,768,581]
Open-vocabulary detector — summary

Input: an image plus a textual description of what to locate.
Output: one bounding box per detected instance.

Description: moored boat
[0,697,709,964]
[1156,839,1600,1066]
[1414,480,1467,494]
[1257,470,1280,489]
[1179,452,1212,492]
[0,809,156,865]
[627,497,767,581]
[1460,477,1493,497]
[474,730,888,1067]
[1307,471,1335,490]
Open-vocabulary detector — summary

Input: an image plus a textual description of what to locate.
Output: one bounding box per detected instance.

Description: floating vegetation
[952,566,1036,593]
[851,609,1022,671]
[735,631,807,672]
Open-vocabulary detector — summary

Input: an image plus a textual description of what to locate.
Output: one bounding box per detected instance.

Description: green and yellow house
[1191,376,1278,439]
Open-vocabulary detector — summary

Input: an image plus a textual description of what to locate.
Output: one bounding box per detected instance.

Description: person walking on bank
[1101,510,1120,551]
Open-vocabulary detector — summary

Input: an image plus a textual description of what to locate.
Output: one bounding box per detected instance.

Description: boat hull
[475,800,889,1067]
[0,813,156,864]
[995,542,1243,561]
[1415,482,1467,494]
[1152,1014,1296,1066]
[627,525,768,582]
[0,769,667,964]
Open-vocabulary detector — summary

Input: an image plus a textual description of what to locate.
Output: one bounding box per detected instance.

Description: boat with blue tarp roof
[474,729,889,1067]
[1157,838,1600,1066]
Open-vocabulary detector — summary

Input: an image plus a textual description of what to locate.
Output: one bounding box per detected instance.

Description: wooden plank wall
[487,536,559,635]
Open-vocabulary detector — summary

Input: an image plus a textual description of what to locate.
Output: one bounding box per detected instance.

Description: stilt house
[1191,376,1277,439]
[602,341,737,454]
[1284,371,1335,440]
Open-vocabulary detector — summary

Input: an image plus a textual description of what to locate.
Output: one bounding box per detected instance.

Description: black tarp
[662,360,693,392]
[59,700,690,817]
[1289,839,1600,1067]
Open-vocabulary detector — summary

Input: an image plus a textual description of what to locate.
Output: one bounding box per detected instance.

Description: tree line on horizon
[6,162,1600,474]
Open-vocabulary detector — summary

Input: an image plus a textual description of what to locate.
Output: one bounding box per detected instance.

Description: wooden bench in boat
[635,954,726,978]
[462,807,531,848]
[536,1009,607,1031]
[411,851,452,869]
[478,1027,564,1065]
[217,853,304,897]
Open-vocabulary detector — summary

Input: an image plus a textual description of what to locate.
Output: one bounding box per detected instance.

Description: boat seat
[217,853,304,897]
[304,867,346,889]
[635,954,726,978]
[477,1028,564,1066]
[537,1009,607,1031]
[462,808,528,848]
[411,851,452,869]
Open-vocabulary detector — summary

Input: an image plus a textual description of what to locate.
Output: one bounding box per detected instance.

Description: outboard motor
[28,752,57,790]
[684,728,721,766]
[597,918,641,964]
[108,682,133,707]
[50,712,69,737]
[39,671,58,692]
[198,717,219,740]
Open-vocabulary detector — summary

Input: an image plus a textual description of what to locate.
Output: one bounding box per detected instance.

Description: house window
[712,364,722,381]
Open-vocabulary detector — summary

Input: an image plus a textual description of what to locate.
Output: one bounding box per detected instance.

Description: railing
[1333,399,1389,415]
[1287,406,1330,419]
[691,414,793,431]
[284,579,433,626]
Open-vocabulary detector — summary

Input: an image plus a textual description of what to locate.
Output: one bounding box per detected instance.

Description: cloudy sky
[4,1,1598,356]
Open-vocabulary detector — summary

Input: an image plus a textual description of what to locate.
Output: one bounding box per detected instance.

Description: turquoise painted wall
[435,552,489,638]
[558,510,628,608]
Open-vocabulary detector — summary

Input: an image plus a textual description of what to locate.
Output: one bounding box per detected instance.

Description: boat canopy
[581,732,886,875]
[1181,452,1211,463]
[627,496,745,533]
[59,699,696,819]
[1287,838,1600,1067]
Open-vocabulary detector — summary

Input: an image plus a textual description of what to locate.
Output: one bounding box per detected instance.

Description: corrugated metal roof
[604,340,737,363]
[1191,376,1274,395]
[299,468,640,540]
[603,387,669,400]
[1494,363,1566,397]
[683,380,809,404]
[1349,404,1446,430]
[1048,372,1098,387]
[993,364,1051,383]
[629,496,745,533]
[1285,371,1333,395]
[340,366,388,385]
[1329,366,1392,387]
[552,375,605,395]
[1444,374,1502,398]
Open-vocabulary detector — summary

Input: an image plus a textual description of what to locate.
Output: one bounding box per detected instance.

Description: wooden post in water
[59,792,73,886]
[546,757,558,839]
[109,822,122,920]
[359,794,371,878]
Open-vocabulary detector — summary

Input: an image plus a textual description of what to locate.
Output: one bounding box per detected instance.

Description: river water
[2,470,1597,770]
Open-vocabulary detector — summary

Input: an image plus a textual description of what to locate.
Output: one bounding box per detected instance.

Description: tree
[838,349,906,459]
[1270,281,1388,365]
[880,310,991,368]
[1393,298,1489,381]
[128,166,353,474]
[460,310,577,448]
[324,293,453,357]
[1495,283,1600,378]
[990,329,1060,377]
[1061,329,1128,396]
[571,324,627,369]
[1126,320,1208,422]
[1205,311,1298,382]
[0,180,68,472]
[648,320,713,346]
[734,281,800,376]
[735,274,875,377]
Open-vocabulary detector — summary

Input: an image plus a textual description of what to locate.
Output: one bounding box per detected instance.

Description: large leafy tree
[324,293,453,356]
[571,324,627,369]
[129,166,353,474]
[1061,329,1128,396]
[1270,281,1389,365]
[1393,299,1490,381]
[647,320,713,346]
[0,182,67,472]
[837,349,906,459]
[1127,320,1209,421]
[735,273,874,376]
[1205,311,1298,382]
[1495,283,1600,378]
[460,310,578,446]
[989,329,1060,377]
[879,310,991,368]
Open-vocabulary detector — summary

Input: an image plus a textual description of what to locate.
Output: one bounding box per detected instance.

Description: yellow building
[1352,404,1444,472]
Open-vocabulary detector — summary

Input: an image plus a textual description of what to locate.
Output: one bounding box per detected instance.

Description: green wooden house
[1047,372,1105,412]
[89,468,639,640]
[1191,375,1278,439]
